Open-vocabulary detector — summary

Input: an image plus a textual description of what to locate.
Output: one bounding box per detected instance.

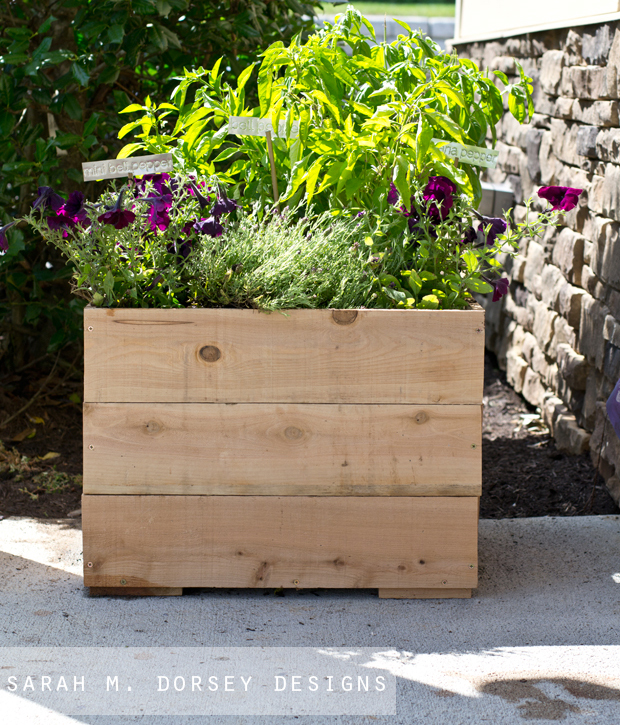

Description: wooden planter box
[82,306,484,598]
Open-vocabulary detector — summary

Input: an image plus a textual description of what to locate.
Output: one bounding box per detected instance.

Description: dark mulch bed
[0,352,618,519]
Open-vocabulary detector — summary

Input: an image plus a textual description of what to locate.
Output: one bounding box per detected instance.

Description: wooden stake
[265,130,280,210]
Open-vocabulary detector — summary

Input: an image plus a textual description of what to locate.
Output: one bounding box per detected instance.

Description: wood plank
[82,495,478,590]
[83,403,482,496]
[378,588,472,599]
[84,307,485,404]
[88,587,182,597]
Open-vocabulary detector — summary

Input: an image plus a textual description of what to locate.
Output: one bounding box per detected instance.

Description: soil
[0,353,618,520]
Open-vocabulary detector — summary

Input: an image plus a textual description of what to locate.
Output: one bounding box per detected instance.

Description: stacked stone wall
[457,23,620,506]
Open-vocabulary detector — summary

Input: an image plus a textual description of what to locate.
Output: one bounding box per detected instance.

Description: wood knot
[331,310,358,325]
[284,426,303,440]
[145,420,162,435]
[333,558,345,567]
[415,411,428,425]
[199,345,221,363]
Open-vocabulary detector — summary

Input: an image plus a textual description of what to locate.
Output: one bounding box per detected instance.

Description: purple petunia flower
[148,206,171,232]
[33,186,65,213]
[606,378,620,442]
[188,180,213,211]
[194,217,223,238]
[0,221,16,252]
[478,215,507,245]
[462,226,478,245]
[490,276,510,302]
[211,190,239,217]
[137,173,171,196]
[387,182,399,206]
[538,186,583,212]
[423,176,457,220]
[98,190,136,230]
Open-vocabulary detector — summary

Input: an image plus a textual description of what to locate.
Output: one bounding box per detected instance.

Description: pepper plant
[117,7,534,212]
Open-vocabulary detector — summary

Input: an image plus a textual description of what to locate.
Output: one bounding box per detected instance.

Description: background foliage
[0,0,320,371]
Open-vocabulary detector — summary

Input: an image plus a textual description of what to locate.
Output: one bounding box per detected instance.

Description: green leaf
[464,278,493,294]
[107,25,125,44]
[103,270,115,298]
[212,146,239,163]
[237,64,255,91]
[39,15,56,35]
[305,158,323,206]
[393,155,410,212]
[63,94,82,120]
[461,249,478,274]
[120,103,146,114]
[117,142,144,159]
[418,294,440,309]
[118,120,143,139]
[71,63,89,87]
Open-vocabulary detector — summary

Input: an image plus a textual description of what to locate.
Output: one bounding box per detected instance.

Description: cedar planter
[82,306,484,598]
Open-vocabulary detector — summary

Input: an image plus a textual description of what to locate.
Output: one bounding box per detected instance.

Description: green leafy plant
[0,0,321,370]
[118,6,533,212]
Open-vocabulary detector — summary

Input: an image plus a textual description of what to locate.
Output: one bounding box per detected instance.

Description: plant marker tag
[265,130,280,210]
[433,139,499,169]
[82,153,173,181]
[228,116,299,139]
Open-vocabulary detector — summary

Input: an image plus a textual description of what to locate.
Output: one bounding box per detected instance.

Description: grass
[319,2,455,17]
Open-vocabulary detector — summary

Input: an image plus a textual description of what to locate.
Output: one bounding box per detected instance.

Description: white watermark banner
[82,153,174,181]
[228,116,299,139]
[0,647,395,717]
[433,139,499,168]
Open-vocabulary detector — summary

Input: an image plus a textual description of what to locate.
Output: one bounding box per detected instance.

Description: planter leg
[378,588,472,599]
[88,587,183,597]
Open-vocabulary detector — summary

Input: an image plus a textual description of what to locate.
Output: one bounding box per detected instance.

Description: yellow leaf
[39,452,61,461]
[27,416,45,425]
[13,428,36,442]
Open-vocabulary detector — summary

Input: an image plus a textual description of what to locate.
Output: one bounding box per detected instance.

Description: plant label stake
[82,153,173,181]
[265,130,280,210]
[228,117,300,210]
[433,140,499,169]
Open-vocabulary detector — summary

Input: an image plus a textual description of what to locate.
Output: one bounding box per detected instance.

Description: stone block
[506,351,528,394]
[491,55,516,75]
[588,164,620,223]
[522,241,546,296]
[603,341,620,382]
[582,24,614,65]
[531,343,549,377]
[582,369,601,428]
[558,283,586,329]
[533,302,558,352]
[571,99,619,126]
[554,414,591,454]
[591,402,620,471]
[540,263,565,309]
[540,50,566,95]
[594,128,620,163]
[550,119,579,166]
[511,255,527,284]
[603,314,620,347]
[600,218,620,288]
[554,97,575,119]
[522,367,546,407]
[581,264,600,296]
[556,342,589,390]
[578,293,610,369]
[541,393,566,433]
[552,227,584,286]
[498,144,524,175]
[606,475,620,507]
[550,315,577,357]
[546,362,560,391]
[521,331,538,363]
[525,128,544,182]
[538,131,558,186]
[576,126,599,157]
[556,376,586,413]
[607,289,620,320]
[570,65,618,99]
[565,30,583,65]
[560,66,574,98]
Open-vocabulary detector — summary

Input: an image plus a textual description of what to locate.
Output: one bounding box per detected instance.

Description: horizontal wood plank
[83,403,481,496]
[84,308,484,404]
[82,495,478,590]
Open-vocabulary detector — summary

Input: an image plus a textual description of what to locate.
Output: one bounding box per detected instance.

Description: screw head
[120,579,127,585]
[442,580,448,585]
[469,564,475,569]
[89,445,94,450]
[87,562,93,568]
[87,326,93,331]
[293,579,300,586]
